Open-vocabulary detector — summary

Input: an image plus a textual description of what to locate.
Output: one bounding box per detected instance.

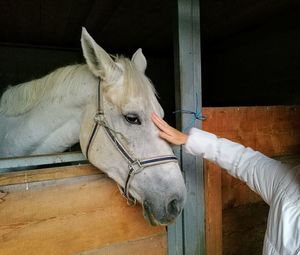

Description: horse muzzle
[142,196,185,226]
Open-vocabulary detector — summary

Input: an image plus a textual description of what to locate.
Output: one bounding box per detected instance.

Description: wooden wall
[203,106,300,255]
[0,165,166,255]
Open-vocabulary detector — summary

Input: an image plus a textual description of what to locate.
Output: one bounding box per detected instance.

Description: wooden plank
[274,154,300,166]
[204,161,222,255]
[0,172,166,255]
[202,106,300,255]
[221,171,262,208]
[222,202,269,255]
[202,106,300,156]
[76,234,167,255]
[0,164,101,186]
[203,105,300,209]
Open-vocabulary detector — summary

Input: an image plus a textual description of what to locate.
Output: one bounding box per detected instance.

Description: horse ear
[81,27,122,82]
[132,48,147,73]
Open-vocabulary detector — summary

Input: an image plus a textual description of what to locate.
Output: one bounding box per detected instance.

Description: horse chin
[142,201,174,226]
[143,208,161,226]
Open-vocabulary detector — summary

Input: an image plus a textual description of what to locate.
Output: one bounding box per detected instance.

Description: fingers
[151,112,188,145]
[159,130,187,145]
[159,131,173,144]
[151,112,176,135]
[151,112,168,132]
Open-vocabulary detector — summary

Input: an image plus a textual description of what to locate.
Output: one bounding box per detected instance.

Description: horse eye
[124,114,141,125]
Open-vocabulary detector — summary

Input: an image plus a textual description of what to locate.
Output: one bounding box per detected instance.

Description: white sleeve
[185,128,287,205]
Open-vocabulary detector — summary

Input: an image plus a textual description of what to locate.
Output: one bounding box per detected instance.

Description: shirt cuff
[185,127,218,162]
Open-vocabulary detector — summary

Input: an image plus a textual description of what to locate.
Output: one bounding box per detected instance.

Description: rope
[173,93,207,131]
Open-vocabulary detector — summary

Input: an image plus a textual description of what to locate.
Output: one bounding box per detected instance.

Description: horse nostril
[167,199,180,217]
[143,200,150,211]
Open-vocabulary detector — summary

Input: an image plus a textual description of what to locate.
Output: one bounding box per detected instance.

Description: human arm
[151,112,287,205]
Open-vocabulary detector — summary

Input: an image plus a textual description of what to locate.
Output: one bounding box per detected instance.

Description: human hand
[151,112,188,145]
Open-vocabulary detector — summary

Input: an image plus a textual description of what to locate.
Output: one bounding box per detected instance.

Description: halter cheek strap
[85,79,178,205]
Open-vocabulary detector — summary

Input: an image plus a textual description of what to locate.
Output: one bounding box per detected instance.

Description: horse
[0,28,186,225]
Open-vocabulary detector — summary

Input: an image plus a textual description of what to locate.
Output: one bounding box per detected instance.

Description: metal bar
[0,152,87,172]
[168,0,205,254]
[168,147,184,255]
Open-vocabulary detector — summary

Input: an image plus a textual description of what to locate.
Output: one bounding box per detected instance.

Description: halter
[85,79,178,205]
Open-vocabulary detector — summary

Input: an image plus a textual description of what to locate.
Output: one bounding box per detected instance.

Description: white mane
[0,56,160,117]
[0,64,86,117]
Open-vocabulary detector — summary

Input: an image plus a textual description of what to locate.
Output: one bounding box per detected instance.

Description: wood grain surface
[0,165,166,255]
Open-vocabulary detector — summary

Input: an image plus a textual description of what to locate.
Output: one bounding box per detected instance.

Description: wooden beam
[77,234,166,255]
[202,106,300,156]
[204,161,222,255]
[0,164,100,186]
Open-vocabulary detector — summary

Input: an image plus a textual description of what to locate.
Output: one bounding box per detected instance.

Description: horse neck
[33,64,100,146]
[3,65,98,156]
[56,65,99,110]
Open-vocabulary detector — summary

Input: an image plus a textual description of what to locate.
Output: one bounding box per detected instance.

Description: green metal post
[168,0,205,254]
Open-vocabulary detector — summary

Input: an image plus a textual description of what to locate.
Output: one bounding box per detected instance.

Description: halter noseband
[85,79,178,205]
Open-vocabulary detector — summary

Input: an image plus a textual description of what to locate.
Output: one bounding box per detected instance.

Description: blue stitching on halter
[173,93,207,131]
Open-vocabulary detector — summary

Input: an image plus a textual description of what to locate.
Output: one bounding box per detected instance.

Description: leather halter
[85,79,178,205]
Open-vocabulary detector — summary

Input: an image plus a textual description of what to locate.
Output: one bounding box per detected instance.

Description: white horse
[0,28,186,225]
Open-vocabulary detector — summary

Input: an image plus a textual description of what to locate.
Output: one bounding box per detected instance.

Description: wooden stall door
[0,165,166,255]
[203,106,300,255]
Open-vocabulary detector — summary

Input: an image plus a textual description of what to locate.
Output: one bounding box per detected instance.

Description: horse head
[79,28,186,225]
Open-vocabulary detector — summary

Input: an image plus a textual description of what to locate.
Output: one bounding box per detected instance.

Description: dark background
[0,0,299,123]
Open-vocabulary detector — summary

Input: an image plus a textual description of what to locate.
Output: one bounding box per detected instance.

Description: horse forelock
[104,56,161,114]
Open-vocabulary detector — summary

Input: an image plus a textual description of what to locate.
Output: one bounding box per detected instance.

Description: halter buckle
[128,160,143,175]
[94,112,106,126]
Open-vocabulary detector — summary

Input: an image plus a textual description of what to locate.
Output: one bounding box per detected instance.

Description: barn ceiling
[0,0,174,55]
[0,0,298,54]
[201,0,299,45]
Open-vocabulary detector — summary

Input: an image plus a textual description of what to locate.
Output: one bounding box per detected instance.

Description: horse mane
[0,56,160,117]
[0,64,86,117]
